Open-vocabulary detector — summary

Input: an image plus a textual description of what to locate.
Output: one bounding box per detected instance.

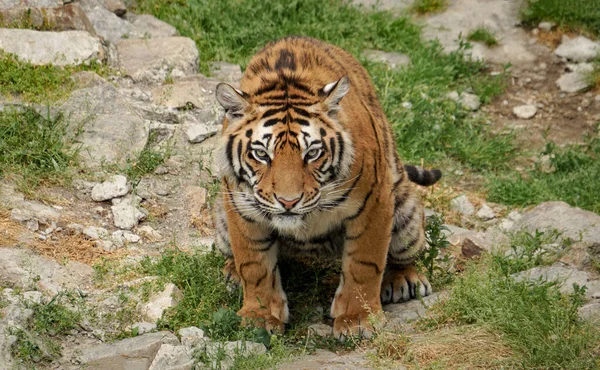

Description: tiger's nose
[276,195,302,210]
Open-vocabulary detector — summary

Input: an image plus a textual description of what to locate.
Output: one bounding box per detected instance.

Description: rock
[91,175,129,201]
[209,61,243,83]
[138,225,163,242]
[559,242,600,270]
[71,71,108,88]
[1,0,62,9]
[205,340,267,366]
[0,3,96,34]
[556,69,594,93]
[151,80,215,110]
[103,0,126,16]
[448,231,492,258]
[280,349,371,370]
[116,37,199,83]
[538,22,554,31]
[186,124,220,144]
[142,283,183,322]
[78,331,180,369]
[127,14,178,38]
[148,344,193,370]
[0,247,94,295]
[510,202,600,244]
[449,194,475,216]
[384,293,441,327]
[184,185,207,220]
[81,3,133,44]
[579,302,600,325]
[61,83,149,167]
[362,49,410,69]
[476,203,496,220]
[83,226,110,240]
[22,291,43,305]
[178,326,205,349]
[132,322,157,335]
[512,265,600,299]
[513,104,537,119]
[123,231,141,243]
[111,195,146,230]
[446,91,481,111]
[0,29,103,66]
[308,323,333,337]
[554,36,600,62]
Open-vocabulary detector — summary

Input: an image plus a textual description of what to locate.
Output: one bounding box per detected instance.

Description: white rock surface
[537,22,554,31]
[556,64,595,93]
[178,326,205,348]
[554,36,600,62]
[446,91,481,111]
[127,14,179,39]
[513,104,537,119]
[186,124,220,144]
[132,322,157,335]
[81,3,133,44]
[209,61,244,83]
[142,283,183,322]
[148,344,193,370]
[308,323,333,337]
[513,265,600,299]
[476,203,496,220]
[116,37,199,82]
[83,226,110,240]
[449,194,475,216]
[362,49,410,69]
[91,175,129,201]
[111,195,146,230]
[0,29,103,66]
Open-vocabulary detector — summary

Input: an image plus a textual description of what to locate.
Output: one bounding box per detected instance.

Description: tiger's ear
[215,83,249,119]
[322,76,350,117]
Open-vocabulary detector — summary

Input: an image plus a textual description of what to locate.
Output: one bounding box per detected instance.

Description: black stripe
[353,259,382,274]
[295,118,310,126]
[263,118,280,127]
[345,189,373,221]
[261,106,287,118]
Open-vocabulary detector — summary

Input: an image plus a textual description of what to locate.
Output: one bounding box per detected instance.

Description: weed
[411,0,448,15]
[588,58,600,90]
[420,214,452,287]
[30,292,82,336]
[521,0,600,36]
[493,229,565,275]
[467,27,499,47]
[0,107,77,192]
[487,130,600,213]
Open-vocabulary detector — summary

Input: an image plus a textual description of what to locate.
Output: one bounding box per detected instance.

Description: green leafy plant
[421,214,451,281]
[467,27,499,47]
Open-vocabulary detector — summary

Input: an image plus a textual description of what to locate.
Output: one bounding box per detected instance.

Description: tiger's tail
[404,165,442,186]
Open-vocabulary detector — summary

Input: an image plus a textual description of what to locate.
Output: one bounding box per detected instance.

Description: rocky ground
[0,0,599,369]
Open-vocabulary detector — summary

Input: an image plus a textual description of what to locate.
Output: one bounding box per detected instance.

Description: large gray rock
[361,49,410,69]
[60,83,149,166]
[81,3,133,44]
[280,349,371,370]
[151,80,215,110]
[0,29,103,66]
[512,265,600,299]
[127,14,179,39]
[0,248,94,295]
[0,3,96,34]
[0,0,61,10]
[554,36,600,62]
[116,37,199,82]
[78,331,180,369]
[148,344,193,370]
[510,202,600,244]
[209,61,243,83]
[384,292,441,327]
[141,283,183,322]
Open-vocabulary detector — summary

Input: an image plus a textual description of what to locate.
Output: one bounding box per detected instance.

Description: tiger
[212,36,441,339]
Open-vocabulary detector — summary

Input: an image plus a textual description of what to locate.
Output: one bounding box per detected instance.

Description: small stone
[186,124,221,144]
[132,322,157,335]
[103,0,126,16]
[83,226,109,240]
[138,225,163,242]
[209,61,243,83]
[123,231,141,243]
[476,203,496,220]
[142,283,183,322]
[554,36,600,62]
[362,49,410,69]
[538,22,554,31]
[446,91,480,111]
[22,291,43,304]
[401,101,412,109]
[513,105,537,119]
[449,194,475,216]
[178,326,205,349]
[91,175,129,201]
[148,344,194,370]
[111,195,146,230]
[308,323,333,337]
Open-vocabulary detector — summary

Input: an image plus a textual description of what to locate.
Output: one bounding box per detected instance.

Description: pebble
[513,105,537,119]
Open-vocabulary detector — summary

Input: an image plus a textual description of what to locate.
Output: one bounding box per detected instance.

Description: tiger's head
[215,76,355,231]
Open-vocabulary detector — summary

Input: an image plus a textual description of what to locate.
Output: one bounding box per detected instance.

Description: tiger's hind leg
[381,192,432,304]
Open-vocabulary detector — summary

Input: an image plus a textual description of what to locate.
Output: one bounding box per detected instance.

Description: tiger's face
[215,77,354,231]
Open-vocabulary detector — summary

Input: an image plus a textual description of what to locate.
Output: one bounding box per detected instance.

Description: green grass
[427,251,599,368]
[0,107,77,191]
[487,132,600,213]
[521,0,600,36]
[467,27,499,47]
[411,0,448,15]
[0,51,110,104]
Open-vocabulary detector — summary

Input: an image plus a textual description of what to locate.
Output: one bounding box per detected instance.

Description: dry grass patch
[385,325,515,369]
[0,209,26,247]
[31,232,113,266]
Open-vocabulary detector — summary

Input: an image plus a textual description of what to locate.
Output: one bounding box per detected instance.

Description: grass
[0,51,110,104]
[411,0,448,15]
[487,131,600,213]
[521,0,600,37]
[467,27,499,47]
[0,107,77,191]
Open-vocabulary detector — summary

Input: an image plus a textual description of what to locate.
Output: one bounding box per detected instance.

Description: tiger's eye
[306,149,321,160]
[253,149,268,158]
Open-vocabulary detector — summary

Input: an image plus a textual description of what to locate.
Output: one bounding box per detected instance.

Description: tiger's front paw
[380,265,432,304]
[333,313,374,341]
[238,308,285,334]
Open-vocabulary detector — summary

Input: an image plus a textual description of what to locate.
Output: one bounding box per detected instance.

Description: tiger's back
[213,36,438,338]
